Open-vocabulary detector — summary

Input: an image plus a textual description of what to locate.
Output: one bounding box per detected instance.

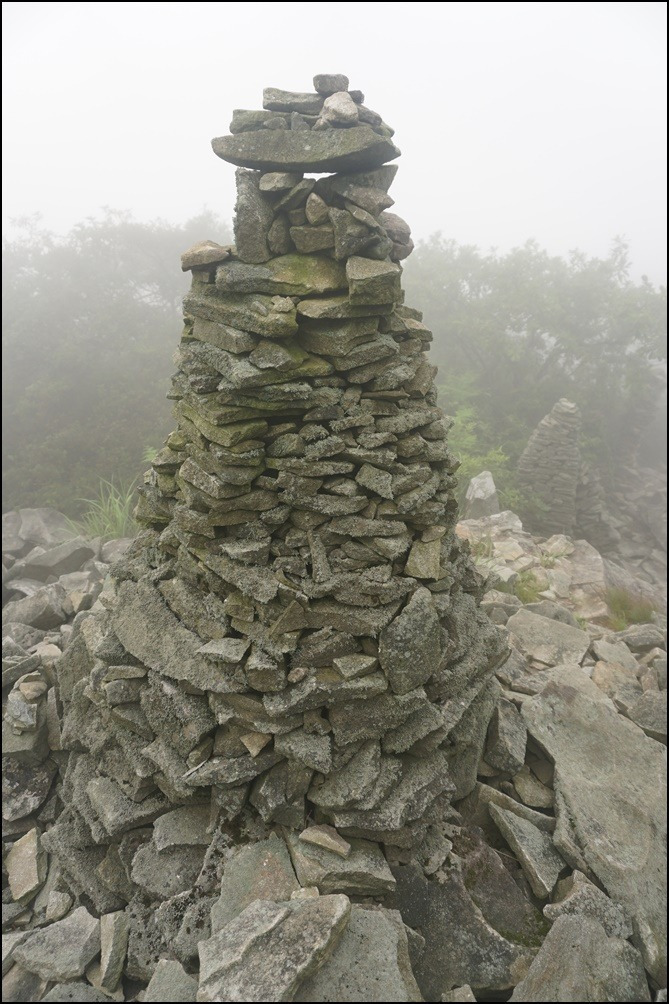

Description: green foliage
[68,478,138,540]
[514,571,543,604]
[2,209,231,514]
[469,534,494,560]
[603,587,656,631]
[405,235,667,494]
[142,445,159,463]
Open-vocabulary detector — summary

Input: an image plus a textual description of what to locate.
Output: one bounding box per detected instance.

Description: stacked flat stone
[517,399,582,537]
[52,77,504,928]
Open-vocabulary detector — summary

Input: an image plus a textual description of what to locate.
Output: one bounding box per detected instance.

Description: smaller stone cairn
[516,398,581,537]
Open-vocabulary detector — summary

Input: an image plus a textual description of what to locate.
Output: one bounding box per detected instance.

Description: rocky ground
[2,505,666,1002]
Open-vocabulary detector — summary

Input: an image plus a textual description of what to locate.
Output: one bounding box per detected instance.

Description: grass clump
[69,478,138,541]
[470,534,494,560]
[603,587,655,632]
[514,571,543,605]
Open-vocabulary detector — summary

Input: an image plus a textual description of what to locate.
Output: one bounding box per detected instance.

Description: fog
[3,1,667,282]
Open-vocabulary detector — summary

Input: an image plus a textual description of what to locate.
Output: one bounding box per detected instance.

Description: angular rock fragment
[13,907,100,982]
[509,915,650,1002]
[198,894,351,1002]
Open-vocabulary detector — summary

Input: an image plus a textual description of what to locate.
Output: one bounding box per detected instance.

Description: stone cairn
[36,75,505,990]
[516,398,582,537]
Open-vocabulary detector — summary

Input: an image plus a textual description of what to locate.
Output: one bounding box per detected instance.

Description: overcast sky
[2,1,667,282]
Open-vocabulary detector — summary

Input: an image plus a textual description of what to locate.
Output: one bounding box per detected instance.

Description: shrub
[603,587,655,631]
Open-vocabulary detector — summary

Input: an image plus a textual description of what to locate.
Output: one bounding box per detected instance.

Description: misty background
[2,0,667,518]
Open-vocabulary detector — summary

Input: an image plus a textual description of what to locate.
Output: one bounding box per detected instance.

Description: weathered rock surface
[510,915,650,1002]
[522,667,667,984]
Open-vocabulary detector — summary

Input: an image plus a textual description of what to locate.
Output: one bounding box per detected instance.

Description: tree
[403,235,667,498]
[2,210,231,513]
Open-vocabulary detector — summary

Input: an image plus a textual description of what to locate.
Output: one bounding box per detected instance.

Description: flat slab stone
[294,905,423,1002]
[391,835,545,999]
[42,985,110,1003]
[13,906,100,982]
[210,833,299,934]
[543,869,632,938]
[212,125,400,174]
[286,832,395,896]
[379,587,441,695]
[489,804,565,898]
[145,958,198,1002]
[217,255,346,297]
[198,894,351,1002]
[522,666,667,985]
[113,579,237,693]
[507,608,590,666]
[510,915,650,1002]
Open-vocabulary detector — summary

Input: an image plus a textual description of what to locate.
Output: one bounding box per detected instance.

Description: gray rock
[510,915,650,1002]
[86,776,169,838]
[41,985,110,1002]
[489,804,565,898]
[507,608,590,666]
[153,804,211,851]
[294,905,423,1002]
[145,958,198,1002]
[299,825,351,859]
[379,588,441,695]
[544,869,632,938]
[313,74,350,95]
[464,471,500,519]
[19,537,95,580]
[217,254,345,297]
[17,507,73,549]
[2,582,67,629]
[233,168,273,263]
[112,578,241,693]
[131,841,206,899]
[2,964,49,1003]
[485,698,527,773]
[626,690,667,741]
[6,827,47,903]
[181,240,231,271]
[346,256,402,305]
[591,636,639,673]
[391,830,547,999]
[210,833,299,934]
[13,906,100,981]
[591,659,643,711]
[2,930,32,976]
[99,910,129,991]
[522,666,667,984]
[263,88,324,115]
[212,125,400,174]
[285,832,395,896]
[441,988,476,1003]
[198,894,351,1002]
[2,757,56,821]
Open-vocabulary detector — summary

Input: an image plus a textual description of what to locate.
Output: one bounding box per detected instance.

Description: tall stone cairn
[54,77,505,938]
[516,398,582,536]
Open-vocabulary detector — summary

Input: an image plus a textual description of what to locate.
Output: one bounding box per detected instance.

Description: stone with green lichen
[216,254,346,297]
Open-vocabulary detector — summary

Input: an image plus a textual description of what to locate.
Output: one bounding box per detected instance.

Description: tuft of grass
[470,534,494,560]
[143,445,159,463]
[69,478,138,541]
[603,587,655,632]
[514,570,543,605]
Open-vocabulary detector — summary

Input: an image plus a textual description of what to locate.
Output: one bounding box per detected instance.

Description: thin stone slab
[509,915,650,1002]
[99,910,129,991]
[285,832,395,895]
[198,895,351,1002]
[212,126,400,174]
[544,869,632,938]
[522,666,667,985]
[13,906,100,981]
[507,608,590,666]
[489,803,565,899]
[217,255,346,297]
[294,905,422,1002]
[145,959,198,1002]
[210,833,299,934]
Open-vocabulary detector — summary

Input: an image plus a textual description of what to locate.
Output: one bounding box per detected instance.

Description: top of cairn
[212,73,401,174]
